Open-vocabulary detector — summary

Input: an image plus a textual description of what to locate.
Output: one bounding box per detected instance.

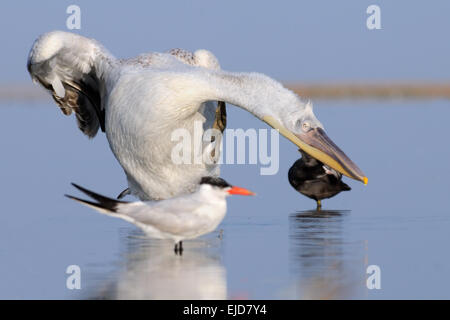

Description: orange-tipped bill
[228,186,255,196]
[263,115,367,184]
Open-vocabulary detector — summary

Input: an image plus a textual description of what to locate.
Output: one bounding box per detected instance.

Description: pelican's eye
[301,121,311,132]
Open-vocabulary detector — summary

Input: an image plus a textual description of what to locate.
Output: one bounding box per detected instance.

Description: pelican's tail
[65,183,126,214]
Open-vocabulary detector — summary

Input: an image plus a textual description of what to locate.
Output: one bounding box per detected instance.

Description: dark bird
[288,149,351,209]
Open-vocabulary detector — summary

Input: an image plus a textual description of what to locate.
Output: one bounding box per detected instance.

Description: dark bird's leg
[316,199,322,211]
[117,188,131,199]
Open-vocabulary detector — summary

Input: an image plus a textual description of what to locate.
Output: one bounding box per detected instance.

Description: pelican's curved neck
[200,70,300,120]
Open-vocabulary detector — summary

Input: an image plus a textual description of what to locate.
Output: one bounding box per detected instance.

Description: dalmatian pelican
[27,31,367,201]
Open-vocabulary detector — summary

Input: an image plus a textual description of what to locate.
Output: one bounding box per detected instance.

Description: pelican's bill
[263,115,367,184]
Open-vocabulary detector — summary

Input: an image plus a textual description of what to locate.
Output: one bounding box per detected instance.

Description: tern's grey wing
[117,197,211,236]
[67,184,211,236]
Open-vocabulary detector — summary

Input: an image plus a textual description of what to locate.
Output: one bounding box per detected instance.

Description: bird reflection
[289,209,366,299]
[89,228,227,299]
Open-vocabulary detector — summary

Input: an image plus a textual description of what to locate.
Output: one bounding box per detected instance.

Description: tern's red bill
[227,186,255,196]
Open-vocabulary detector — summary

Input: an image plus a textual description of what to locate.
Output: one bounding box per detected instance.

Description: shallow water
[0,99,449,299]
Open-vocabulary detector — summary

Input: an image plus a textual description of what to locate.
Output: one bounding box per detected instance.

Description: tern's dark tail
[65,183,127,213]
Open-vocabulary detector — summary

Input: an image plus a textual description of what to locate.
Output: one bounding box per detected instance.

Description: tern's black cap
[200,177,231,188]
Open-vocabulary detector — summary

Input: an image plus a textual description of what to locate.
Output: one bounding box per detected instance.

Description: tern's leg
[117,188,131,199]
[174,241,183,255]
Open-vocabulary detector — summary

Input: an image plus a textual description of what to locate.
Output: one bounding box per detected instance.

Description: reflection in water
[90,229,227,299]
[289,210,366,299]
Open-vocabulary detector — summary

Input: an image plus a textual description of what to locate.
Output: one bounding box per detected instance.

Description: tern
[65,177,254,254]
[28,31,367,201]
[288,149,351,209]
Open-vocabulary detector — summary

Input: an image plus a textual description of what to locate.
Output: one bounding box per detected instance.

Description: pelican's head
[263,100,367,184]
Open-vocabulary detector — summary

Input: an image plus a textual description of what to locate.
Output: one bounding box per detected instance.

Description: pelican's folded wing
[27,31,117,138]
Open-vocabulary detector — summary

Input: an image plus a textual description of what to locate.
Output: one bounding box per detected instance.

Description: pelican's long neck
[201,70,300,120]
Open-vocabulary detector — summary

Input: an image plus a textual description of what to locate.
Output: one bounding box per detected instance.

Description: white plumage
[68,183,227,242]
[66,178,254,252]
[28,31,362,201]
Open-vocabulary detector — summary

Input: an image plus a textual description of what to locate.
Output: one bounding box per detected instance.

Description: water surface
[0,99,449,299]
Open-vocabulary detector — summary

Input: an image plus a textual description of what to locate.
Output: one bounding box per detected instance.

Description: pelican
[27,31,367,201]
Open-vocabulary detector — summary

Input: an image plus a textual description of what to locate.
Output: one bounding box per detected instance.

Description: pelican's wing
[167,48,221,70]
[27,31,117,138]
[168,48,226,131]
[169,48,227,160]
[66,184,208,235]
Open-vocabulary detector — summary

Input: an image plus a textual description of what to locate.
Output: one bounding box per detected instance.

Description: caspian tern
[28,31,367,201]
[65,177,254,254]
[288,149,351,209]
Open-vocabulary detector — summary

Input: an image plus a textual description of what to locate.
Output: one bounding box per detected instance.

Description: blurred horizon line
[2,83,450,102]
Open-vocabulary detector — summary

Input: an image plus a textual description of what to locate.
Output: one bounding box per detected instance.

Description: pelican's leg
[117,188,131,199]
[213,101,227,132]
[316,200,322,210]
[210,101,227,158]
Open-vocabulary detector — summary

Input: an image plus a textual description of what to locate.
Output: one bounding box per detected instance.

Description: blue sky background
[1,0,450,83]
